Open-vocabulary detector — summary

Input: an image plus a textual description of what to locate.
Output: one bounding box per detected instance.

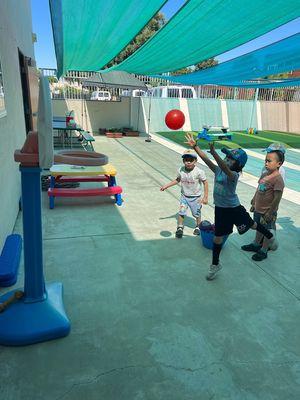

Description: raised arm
[208,142,236,180]
[185,133,217,173]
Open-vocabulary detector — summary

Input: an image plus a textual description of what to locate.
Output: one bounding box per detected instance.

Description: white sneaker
[269,236,278,251]
[206,263,222,281]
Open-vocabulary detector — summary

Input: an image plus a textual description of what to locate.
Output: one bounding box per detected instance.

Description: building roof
[82,71,147,90]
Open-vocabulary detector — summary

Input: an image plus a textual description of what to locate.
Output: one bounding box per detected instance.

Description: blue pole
[20,166,46,302]
[0,165,70,345]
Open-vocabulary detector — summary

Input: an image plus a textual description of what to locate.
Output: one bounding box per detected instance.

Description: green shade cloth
[82,71,147,89]
[110,0,300,74]
[49,0,167,77]
[153,34,300,87]
[215,78,300,88]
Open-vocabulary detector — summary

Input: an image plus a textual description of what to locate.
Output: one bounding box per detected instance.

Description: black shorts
[214,205,254,237]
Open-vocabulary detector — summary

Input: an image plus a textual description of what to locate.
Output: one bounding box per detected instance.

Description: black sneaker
[252,250,268,261]
[193,227,200,235]
[241,243,261,252]
[175,227,183,238]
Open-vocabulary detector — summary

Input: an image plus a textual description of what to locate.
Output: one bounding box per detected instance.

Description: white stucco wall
[53,97,300,135]
[0,0,35,249]
[52,97,133,133]
[260,101,300,133]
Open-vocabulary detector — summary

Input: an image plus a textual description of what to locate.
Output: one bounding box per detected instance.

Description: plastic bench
[78,131,95,151]
[53,175,109,183]
[48,186,123,208]
[0,234,22,287]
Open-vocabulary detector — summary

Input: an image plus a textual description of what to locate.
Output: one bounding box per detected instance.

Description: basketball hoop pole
[0,77,70,346]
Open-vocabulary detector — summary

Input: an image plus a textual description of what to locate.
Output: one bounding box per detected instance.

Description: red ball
[165,109,185,130]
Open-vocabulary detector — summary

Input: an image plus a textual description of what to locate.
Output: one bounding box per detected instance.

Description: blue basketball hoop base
[0,282,70,346]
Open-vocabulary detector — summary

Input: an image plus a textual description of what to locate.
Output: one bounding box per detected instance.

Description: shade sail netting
[215,79,300,88]
[82,71,147,89]
[110,0,300,75]
[155,34,300,87]
[49,0,167,77]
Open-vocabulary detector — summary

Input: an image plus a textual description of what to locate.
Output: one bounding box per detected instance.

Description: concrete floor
[1,135,300,400]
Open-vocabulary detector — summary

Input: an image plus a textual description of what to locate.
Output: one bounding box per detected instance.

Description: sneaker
[175,227,183,238]
[268,236,278,251]
[241,243,261,252]
[252,250,268,261]
[193,227,200,235]
[206,263,222,281]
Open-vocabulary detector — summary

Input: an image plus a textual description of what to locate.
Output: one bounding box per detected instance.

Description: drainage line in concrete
[43,231,132,241]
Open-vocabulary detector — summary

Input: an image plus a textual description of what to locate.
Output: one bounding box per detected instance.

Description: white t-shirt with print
[177,166,206,197]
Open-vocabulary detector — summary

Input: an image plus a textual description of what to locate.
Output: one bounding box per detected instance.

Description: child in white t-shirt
[160,149,208,238]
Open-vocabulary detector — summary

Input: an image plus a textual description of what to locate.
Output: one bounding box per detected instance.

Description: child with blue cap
[185,133,277,280]
[241,142,285,261]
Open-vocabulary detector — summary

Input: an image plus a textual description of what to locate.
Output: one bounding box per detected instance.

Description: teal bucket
[200,229,228,249]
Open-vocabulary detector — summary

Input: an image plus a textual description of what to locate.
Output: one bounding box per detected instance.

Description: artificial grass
[157,130,300,150]
[156,131,228,150]
[238,130,300,148]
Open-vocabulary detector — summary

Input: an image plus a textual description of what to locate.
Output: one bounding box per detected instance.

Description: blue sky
[31,0,300,70]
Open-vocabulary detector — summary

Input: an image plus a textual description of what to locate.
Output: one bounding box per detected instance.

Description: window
[0,58,6,117]
[167,88,180,98]
[181,88,193,98]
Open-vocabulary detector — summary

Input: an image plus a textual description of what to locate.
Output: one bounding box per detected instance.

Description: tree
[194,58,218,71]
[170,58,218,76]
[264,72,289,80]
[170,67,193,76]
[106,12,166,67]
[47,76,58,84]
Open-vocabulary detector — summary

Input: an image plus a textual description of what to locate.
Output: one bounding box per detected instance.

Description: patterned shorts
[253,211,277,230]
[179,195,202,218]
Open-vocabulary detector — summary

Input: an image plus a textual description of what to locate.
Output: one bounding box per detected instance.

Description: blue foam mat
[0,234,22,285]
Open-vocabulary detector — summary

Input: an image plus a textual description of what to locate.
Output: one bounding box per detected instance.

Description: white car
[148,85,197,99]
[121,89,147,97]
[90,90,111,101]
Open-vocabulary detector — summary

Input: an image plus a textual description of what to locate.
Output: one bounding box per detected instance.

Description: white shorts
[179,195,202,218]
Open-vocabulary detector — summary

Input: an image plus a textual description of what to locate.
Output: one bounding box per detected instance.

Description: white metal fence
[40,68,300,102]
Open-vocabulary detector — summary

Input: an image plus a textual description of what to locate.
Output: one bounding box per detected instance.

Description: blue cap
[263,142,286,154]
[221,147,248,168]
